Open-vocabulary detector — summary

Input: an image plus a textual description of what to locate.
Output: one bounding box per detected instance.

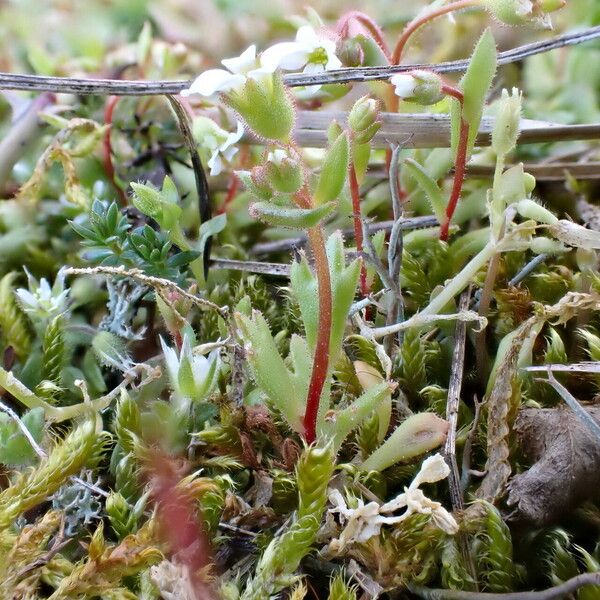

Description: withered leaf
[507,406,600,526]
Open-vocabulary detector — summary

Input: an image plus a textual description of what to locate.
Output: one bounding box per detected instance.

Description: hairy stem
[303,224,333,444]
[337,11,391,61]
[440,86,469,240]
[392,0,483,65]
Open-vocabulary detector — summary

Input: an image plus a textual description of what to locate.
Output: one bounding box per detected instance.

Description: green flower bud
[390,70,445,105]
[348,96,381,144]
[225,73,295,143]
[515,199,559,225]
[492,88,522,157]
[530,237,567,254]
[237,169,273,200]
[264,149,304,194]
[524,172,536,193]
[484,0,564,29]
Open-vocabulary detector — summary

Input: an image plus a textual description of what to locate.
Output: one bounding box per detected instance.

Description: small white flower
[389,73,418,99]
[182,45,267,98]
[207,121,244,176]
[266,148,288,165]
[15,268,70,323]
[160,335,220,401]
[260,25,342,77]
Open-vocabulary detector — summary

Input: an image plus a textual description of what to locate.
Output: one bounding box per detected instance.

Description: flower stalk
[440,85,469,240]
[303,219,333,444]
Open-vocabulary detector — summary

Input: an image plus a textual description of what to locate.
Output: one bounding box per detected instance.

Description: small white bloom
[206,121,244,176]
[266,148,288,165]
[160,335,220,401]
[260,25,342,78]
[182,45,266,98]
[15,268,70,323]
[389,73,418,99]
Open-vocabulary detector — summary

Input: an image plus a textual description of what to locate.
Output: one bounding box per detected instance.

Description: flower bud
[237,169,273,200]
[530,236,566,255]
[264,149,304,194]
[484,0,565,29]
[336,37,364,67]
[348,96,381,144]
[390,70,444,105]
[492,88,522,157]
[515,199,559,225]
[225,73,295,143]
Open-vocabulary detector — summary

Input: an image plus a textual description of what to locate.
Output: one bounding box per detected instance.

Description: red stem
[218,173,240,215]
[349,164,369,298]
[391,0,481,65]
[440,86,469,241]
[303,225,333,444]
[103,95,127,207]
[292,185,333,444]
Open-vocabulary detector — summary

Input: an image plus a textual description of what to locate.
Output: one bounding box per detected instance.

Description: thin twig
[408,571,600,599]
[166,95,212,278]
[63,265,227,317]
[0,27,597,94]
[0,400,109,498]
[443,289,478,588]
[444,290,471,512]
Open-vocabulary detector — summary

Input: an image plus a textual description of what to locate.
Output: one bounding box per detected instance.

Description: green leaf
[315,131,350,205]
[403,158,446,222]
[324,382,391,450]
[451,28,497,157]
[361,412,449,472]
[0,408,44,466]
[235,311,304,433]
[198,213,227,255]
[249,201,337,229]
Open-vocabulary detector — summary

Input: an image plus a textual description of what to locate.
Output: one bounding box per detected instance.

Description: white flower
[182,45,268,98]
[15,268,70,323]
[260,25,342,76]
[326,453,458,555]
[207,121,244,176]
[193,117,244,176]
[160,335,220,401]
[390,74,418,99]
[266,148,288,165]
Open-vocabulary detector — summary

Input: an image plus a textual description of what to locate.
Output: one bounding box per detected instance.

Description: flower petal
[261,42,308,71]
[222,45,257,74]
[390,73,417,99]
[295,25,320,50]
[182,69,245,97]
[208,151,224,176]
